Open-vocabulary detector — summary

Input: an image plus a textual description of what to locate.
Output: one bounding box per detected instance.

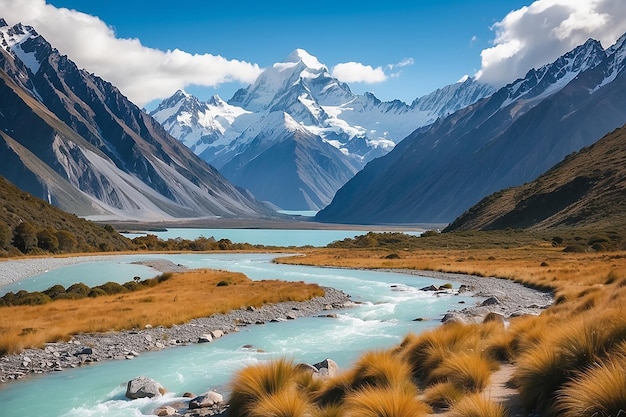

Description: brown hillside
[0,176,133,255]
[445,125,626,231]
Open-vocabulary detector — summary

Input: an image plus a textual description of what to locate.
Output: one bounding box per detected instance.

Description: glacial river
[0,252,478,416]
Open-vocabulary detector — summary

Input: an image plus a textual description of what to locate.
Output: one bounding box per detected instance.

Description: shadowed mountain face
[151,49,495,210]
[316,35,626,224]
[445,124,626,231]
[0,20,273,221]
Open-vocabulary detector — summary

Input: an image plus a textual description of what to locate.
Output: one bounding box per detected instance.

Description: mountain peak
[285,49,324,70]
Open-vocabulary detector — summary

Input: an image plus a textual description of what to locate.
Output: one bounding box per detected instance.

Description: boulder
[210,330,224,339]
[198,334,213,343]
[312,358,339,378]
[189,390,224,409]
[74,347,93,356]
[441,312,468,325]
[481,296,500,306]
[156,405,177,416]
[126,376,165,399]
[420,285,439,292]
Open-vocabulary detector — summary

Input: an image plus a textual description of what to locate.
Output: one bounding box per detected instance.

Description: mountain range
[151,49,495,210]
[445,122,626,231]
[316,34,626,224]
[0,19,274,221]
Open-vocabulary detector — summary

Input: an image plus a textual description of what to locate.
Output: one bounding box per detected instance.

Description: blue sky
[3,1,626,108]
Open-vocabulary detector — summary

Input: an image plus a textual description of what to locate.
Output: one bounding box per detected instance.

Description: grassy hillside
[0,176,133,255]
[445,125,626,232]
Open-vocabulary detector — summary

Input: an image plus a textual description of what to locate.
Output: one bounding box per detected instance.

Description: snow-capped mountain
[152,49,495,210]
[316,34,626,224]
[0,19,274,221]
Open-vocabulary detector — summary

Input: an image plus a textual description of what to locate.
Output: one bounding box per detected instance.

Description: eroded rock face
[126,376,165,399]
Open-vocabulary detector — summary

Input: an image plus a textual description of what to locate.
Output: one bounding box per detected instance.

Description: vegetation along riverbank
[1,229,624,416]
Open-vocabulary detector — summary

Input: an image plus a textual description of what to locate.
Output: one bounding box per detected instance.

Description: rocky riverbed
[0,255,553,416]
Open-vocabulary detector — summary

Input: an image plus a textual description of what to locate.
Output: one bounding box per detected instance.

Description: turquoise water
[121,228,421,247]
[0,253,477,416]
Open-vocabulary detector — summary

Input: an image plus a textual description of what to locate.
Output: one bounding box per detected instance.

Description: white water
[0,253,479,416]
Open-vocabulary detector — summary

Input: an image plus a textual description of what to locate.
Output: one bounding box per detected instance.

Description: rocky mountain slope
[445,124,626,231]
[316,34,626,224]
[0,19,274,221]
[151,49,494,210]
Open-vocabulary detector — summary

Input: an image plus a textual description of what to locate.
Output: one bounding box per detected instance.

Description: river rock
[481,296,500,306]
[420,285,439,291]
[198,334,213,343]
[189,390,223,409]
[156,405,177,416]
[312,358,339,378]
[210,330,224,339]
[126,376,165,399]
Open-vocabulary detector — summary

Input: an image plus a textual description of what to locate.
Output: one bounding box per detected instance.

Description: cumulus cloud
[0,0,262,106]
[331,58,414,84]
[476,0,626,86]
[331,62,387,83]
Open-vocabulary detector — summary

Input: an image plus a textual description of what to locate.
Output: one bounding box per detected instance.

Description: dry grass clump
[513,301,626,415]
[0,269,325,355]
[344,385,431,417]
[422,381,464,410]
[428,352,495,392]
[228,358,307,417]
[555,350,626,417]
[448,394,508,417]
[397,322,499,391]
[346,349,414,391]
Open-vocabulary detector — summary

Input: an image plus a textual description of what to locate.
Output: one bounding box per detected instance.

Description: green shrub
[66,283,90,297]
[88,288,107,298]
[93,282,127,295]
[43,284,66,299]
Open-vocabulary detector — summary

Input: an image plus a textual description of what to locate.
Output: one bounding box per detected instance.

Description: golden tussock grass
[555,353,626,417]
[448,394,508,417]
[346,349,414,391]
[343,385,431,417]
[248,389,312,417]
[513,303,626,415]
[0,269,324,355]
[228,358,305,417]
[397,323,492,386]
[311,403,344,417]
[428,352,496,393]
[422,381,464,410]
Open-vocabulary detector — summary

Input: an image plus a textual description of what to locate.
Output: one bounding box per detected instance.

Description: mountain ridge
[316,34,626,224]
[444,124,626,231]
[0,19,274,221]
[151,49,495,210]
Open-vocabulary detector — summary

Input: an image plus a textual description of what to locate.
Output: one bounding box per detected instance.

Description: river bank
[0,255,553,386]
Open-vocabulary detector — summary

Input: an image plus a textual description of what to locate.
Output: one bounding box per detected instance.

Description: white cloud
[331,62,387,83]
[388,58,415,69]
[476,0,626,86]
[331,57,414,84]
[0,0,262,106]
